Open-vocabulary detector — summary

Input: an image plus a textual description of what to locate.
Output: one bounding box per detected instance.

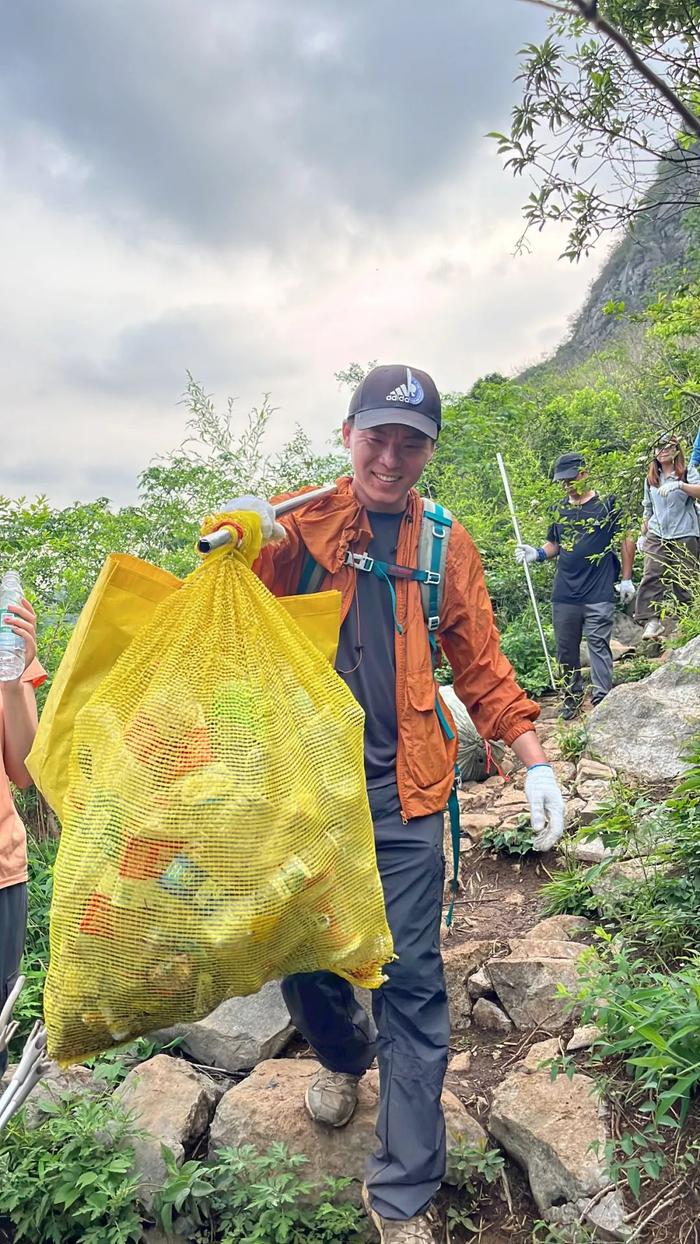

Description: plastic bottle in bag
[0,571,25,681]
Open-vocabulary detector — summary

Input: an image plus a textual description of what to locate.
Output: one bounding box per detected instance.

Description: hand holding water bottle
[0,572,37,681]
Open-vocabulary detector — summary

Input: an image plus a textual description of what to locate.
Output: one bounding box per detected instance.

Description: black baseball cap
[348,365,441,439]
[553,452,586,481]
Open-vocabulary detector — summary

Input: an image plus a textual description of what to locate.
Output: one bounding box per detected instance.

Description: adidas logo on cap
[385,368,425,406]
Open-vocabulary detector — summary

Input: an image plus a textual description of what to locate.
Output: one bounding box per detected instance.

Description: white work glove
[515,543,539,565]
[637,534,647,554]
[221,496,286,544]
[525,764,565,852]
[615,579,636,603]
[658,479,682,498]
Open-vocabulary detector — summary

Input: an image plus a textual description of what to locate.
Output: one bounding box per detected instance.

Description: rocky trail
[5,636,700,1243]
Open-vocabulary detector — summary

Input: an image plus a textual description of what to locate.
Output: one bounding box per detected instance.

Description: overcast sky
[1,0,605,508]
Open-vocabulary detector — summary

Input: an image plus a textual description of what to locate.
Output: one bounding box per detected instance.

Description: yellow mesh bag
[27,553,342,820]
[45,512,393,1064]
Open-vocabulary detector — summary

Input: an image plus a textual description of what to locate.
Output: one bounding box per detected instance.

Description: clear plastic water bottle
[0,571,25,681]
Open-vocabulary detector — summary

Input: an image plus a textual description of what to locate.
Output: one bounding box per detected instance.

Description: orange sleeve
[252,512,308,597]
[439,522,540,746]
[21,657,47,689]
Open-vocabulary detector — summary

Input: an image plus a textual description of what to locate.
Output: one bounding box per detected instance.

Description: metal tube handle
[197,483,338,554]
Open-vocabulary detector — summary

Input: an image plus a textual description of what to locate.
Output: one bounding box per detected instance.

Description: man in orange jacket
[227,364,564,1243]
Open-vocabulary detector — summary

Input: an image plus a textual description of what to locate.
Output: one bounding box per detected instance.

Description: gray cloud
[1,1,606,510]
[61,306,301,399]
[0,1,540,248]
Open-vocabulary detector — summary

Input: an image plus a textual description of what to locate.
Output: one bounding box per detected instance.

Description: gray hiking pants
[281,784,448,1223]
[551,600,615,704]
[0,882,28,1076]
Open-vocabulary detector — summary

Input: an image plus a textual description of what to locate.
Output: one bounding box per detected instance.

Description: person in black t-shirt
[515,452,636,719]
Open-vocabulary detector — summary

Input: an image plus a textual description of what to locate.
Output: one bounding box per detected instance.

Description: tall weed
[567,935,700,1126]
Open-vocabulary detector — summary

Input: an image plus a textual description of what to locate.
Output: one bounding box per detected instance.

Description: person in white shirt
[634,432,700,639]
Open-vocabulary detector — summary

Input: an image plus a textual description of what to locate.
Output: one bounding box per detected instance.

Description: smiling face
[656,440,680,468]
[343,420,435,513]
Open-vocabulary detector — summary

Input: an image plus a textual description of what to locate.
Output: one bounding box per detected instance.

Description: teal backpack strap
[296,551,327,595]
[424,505,459,925]
[445,780,461,928]
[418,499,452,657]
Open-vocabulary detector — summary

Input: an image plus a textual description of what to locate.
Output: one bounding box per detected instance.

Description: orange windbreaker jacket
[255,477,539,821]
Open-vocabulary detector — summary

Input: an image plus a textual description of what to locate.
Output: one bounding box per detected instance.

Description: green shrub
[0,1094,143,1244]
[612,655,654,686]
[446,1141,505,1236]
[568,936,700,1125]
[482,818,535,856]
[155,1142,369,1243]
[555,721,588,763]
[540,865,599,918]
[88,1036,182,1088]
[674,576,700,645]
[499,618,556,697]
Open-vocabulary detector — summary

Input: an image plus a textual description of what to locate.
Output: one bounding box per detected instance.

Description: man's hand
[658,479,682,498]
[221,496,287,544]
[615,579,636,603]
[524,764,565,852]
[515,543,539,565]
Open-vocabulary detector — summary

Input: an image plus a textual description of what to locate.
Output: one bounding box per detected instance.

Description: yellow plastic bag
[44,515,392,1064]
[27,554,341,820]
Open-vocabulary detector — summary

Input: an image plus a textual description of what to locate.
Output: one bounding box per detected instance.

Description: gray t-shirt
[644,465,700,539]
[335,510,403,788]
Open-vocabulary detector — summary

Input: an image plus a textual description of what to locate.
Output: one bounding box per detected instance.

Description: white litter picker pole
[496,452,556,689]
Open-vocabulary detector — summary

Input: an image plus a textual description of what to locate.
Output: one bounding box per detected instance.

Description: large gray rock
[489,1042,627,1239]
[487,939,586,1032]
[154,981,294,1072]
[587,637,700,781]
[115,1055,220,1209]
[209,1058,487,1200]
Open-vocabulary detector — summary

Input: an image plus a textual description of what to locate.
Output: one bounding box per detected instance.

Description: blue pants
[281,784,448,1222]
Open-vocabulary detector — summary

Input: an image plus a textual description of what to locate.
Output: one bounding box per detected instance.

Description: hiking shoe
[362,1184,438,1242]
[305,1068,361,1128]
[558,700,581,721]
[642,618,664,640]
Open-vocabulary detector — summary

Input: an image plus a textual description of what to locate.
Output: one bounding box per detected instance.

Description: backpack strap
[296,551,327,596]
[418,499,452,633]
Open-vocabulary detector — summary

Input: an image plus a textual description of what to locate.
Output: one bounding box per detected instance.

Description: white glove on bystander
[525,764,565,852]
[658,479,682,498]
[615,579,636,603]
[222,496,287,544]
[515,543,539,565]
[637,534,648,554]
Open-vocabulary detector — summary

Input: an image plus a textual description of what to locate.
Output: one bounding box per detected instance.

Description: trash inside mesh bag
[26,552,342,821]
[45,511,393,1064]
